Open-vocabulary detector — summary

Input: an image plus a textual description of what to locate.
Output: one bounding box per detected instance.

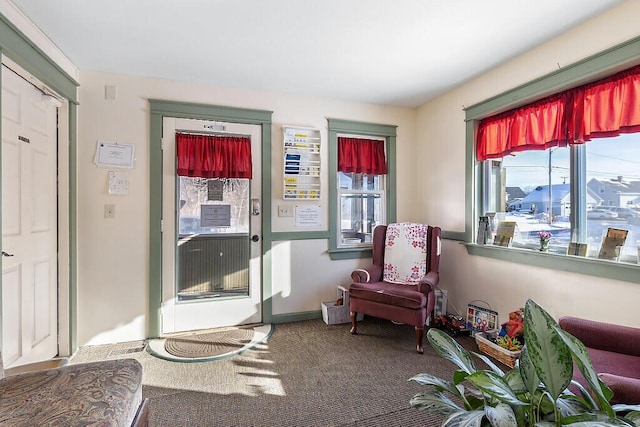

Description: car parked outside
[606,207,640,219]
[586,208,618,220]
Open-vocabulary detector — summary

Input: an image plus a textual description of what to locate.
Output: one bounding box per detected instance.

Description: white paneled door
[161,118,262,334]
[1,65,58,367]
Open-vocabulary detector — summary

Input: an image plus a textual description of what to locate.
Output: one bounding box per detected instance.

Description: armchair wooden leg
[415,326,425,354]
[350,312,358,334]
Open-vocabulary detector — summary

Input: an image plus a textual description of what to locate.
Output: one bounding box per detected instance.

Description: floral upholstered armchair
[348,223,441,353]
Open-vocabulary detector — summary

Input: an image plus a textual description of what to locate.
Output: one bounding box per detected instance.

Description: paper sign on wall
[108,171,129,195]
[95,140,135,168]
[295,205,321,227]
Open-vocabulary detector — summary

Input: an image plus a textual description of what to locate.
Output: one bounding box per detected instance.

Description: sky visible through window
[502,134,640,192]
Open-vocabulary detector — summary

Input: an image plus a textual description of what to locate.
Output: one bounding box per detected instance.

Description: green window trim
[464,36,640,284]
[327,118,397,260]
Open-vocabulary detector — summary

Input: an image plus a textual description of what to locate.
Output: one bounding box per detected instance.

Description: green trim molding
[326,118,397,260]
[0,13,78,102]
[464,36,640,284]
[148,100,273,338]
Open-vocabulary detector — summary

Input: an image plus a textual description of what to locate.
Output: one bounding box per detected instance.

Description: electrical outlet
[278,205,293,217]
[104,204,115,218]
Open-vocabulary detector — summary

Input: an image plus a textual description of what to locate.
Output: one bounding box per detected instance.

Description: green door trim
[148,100,273,337]
[0,14,78,103]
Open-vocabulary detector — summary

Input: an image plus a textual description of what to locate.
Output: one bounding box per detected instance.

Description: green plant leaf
[612,405,640,414]
[516,346,539,395]
[555,327,614,417]
[556,395,590,417]
[428,328,477,375]
[621,410,640,424]
[472,351,505,376]
[467,371,527,406]
[409,373,461,397]
[561,412,634,426]
[524,299,572,400]
[410,390,462,415]
[529,389,556,416]
[504,368,527,394]
[465,395,486,411]
[485,403,518,427]
[442,410,485,427]
[567,379,599,409]
[454,370,470,385]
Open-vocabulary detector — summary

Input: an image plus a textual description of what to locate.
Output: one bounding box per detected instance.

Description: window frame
[327,118,397,260]
[464,36,640,284]
[337,171,386,249]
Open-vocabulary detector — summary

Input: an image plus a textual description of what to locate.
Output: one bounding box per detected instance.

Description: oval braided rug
[164,327,255,359]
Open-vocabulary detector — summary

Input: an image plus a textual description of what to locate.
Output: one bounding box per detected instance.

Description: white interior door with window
[161,118,262,334]
[1,65,58,367]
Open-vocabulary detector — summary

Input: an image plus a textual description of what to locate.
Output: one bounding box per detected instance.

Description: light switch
[105,85,117,100]
[278,205,293,217]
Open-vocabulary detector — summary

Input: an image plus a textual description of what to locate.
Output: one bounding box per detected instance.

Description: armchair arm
[559,316,640,357]
[418,271,439,295]
[351,264,382,283]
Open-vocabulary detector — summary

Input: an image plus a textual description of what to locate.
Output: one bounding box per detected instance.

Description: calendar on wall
[283,126,321,200]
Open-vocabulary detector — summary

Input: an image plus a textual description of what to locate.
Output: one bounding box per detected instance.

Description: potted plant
[409,299,640,426]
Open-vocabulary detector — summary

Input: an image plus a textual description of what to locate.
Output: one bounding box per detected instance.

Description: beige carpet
[70,317,488,426]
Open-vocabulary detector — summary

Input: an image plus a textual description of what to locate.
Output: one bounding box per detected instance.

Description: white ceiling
[9,0,625,107]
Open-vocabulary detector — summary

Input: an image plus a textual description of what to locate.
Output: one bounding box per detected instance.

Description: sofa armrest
[599,373,640,404]
[351,264,382,283]
[559,316,640,357]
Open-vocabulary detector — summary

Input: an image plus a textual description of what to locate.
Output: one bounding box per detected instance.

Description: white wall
[417,1,640,326]
[76,71,416,345]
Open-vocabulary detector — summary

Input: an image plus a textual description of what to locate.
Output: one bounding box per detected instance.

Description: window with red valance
[176,133,252,179]
[338,137,387,175]
[476,65,640,161]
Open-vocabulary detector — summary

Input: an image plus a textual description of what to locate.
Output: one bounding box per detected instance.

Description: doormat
[146,324,273,363]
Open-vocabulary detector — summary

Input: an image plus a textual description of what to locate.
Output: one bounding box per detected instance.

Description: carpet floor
[70,317,489,426]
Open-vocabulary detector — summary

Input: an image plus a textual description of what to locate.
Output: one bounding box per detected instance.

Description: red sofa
[559,316,640,404]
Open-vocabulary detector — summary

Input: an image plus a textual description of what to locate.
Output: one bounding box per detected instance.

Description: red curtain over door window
[176,133,252,179]
[338,137,387,175]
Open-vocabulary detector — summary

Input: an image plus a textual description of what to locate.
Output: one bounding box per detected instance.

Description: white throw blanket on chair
[382,222,428,284]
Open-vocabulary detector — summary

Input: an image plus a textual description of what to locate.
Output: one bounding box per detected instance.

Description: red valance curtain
[476,93,571,161]
[476,65,640,161]
[338,137,387,175]
[176,133,252,179]
[574,66,640,142]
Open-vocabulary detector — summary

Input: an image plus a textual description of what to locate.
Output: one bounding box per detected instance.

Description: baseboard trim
[271,310,322,324]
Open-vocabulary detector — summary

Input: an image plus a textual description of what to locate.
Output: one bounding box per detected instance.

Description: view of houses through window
[338,172,385,247]
[487,133,640,262]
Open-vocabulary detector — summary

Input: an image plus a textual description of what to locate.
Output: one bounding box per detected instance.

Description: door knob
[2,251,14,257]
[251,235,260,242]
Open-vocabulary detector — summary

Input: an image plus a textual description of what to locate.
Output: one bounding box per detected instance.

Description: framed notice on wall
[94,140,135,168]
